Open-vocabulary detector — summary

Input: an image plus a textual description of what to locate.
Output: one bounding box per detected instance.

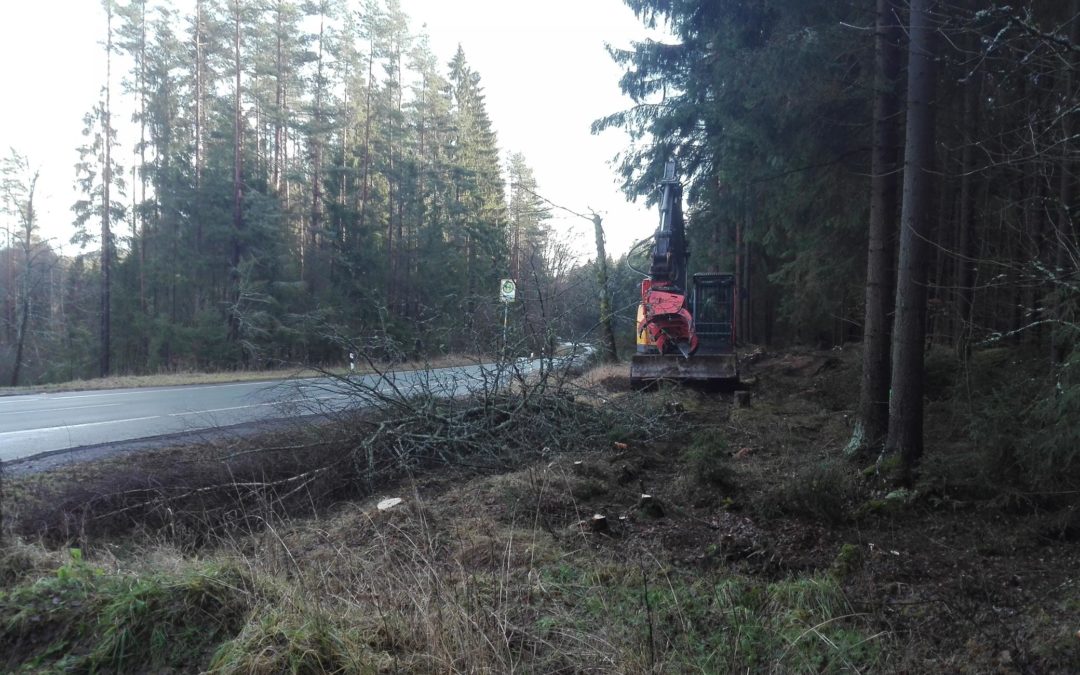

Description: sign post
[499,279,516,358]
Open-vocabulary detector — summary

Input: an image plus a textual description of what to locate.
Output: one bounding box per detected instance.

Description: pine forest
[2,0,565,382]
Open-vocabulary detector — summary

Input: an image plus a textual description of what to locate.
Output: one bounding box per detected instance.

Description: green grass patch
[759,459,861,524]
[0,550,255,672]
[209,603,391,674]
[537,562,884,672]
[683,429,736,488]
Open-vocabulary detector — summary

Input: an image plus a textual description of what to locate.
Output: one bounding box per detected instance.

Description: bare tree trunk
[1053,0,1080,364]
[309,13,325,294]
[735,192,743,343]
[229,0,244,344]
[1028,170,1046,348]
[850,0,902,455]
[3,230,13,345]
[386,41,396,309]
[136,0,147,324]
[395,49,405,315]
[929,146,951,346]
[955,72,978,357]
[741,195,752,343]
[194,0,205,194]
[592,214,618,362]
[101,1,114,378]
[9,168,38,387]
[9,251,30,386]
[273,3,284,194]
[193,0,206,323]
[359,43,374,240]
[744,239,753,344]
[884,0,938,481]
[10,296,30,387]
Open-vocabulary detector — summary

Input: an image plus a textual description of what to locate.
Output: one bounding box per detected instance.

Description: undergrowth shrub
[923,345,963,400]
[941,347,1080,501]
[540,563,884,672]
[683,430,735,487]
[759,459,860,524]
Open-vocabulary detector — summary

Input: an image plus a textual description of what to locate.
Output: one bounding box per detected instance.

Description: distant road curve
[0,360,556,467]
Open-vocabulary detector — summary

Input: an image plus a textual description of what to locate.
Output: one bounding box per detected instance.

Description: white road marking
[0,416,161,437]
[0,381,284,405]
[0,396,47,404]
[47,381,278,400]
[168,402,280,416]
[0,403,123,416]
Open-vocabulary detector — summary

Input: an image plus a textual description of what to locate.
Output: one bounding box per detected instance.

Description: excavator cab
[690,273,735,355]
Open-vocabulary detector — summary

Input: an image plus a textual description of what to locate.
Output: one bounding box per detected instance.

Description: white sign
[499,278,516,303]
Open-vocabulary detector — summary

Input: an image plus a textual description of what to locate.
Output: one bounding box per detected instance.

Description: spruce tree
[884,0,938,480]
[72,0,126,378]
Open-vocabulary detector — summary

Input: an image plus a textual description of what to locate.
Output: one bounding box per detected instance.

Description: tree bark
[884,0,938,481]
[741,194,752,343]
[8,165,38,387]
[273,2,284,194]
[592,214,618,362]
[359,41,374,242]
[735,193,743,343]
[229,0,244,344]
[1053,0,1080,364]
[10,295,29,387]
[955,70,978,357]
[100,0,114,378]
[850,0,902,455]
[194,0,205,193]
[309,12,326,294]
[134,0,147,324]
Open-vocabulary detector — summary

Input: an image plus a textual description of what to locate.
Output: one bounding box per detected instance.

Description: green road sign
[500,278,516,303]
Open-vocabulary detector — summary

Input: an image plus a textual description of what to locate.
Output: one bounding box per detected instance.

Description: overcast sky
[0,0,663,260]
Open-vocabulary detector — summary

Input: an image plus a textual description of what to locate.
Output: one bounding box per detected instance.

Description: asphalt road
[0,361,530,464]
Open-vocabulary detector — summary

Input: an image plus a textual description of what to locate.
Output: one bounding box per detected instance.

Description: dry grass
[571,361,628,386]
[3,466,883,673]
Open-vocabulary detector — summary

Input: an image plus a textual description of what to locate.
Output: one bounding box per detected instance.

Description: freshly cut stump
[734,390,752,408]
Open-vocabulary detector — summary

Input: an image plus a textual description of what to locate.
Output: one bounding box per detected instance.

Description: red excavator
[630,161,740,386]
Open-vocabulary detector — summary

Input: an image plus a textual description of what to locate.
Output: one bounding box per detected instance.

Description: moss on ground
[0,550,255,672]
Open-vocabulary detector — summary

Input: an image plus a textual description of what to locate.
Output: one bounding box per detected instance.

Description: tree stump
[637,494,665,518]
[587,514,609,533]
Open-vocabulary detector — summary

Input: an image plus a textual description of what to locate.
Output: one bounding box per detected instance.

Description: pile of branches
[307,349,679,488]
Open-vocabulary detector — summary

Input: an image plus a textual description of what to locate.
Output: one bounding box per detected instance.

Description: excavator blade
[629,353,739,387]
